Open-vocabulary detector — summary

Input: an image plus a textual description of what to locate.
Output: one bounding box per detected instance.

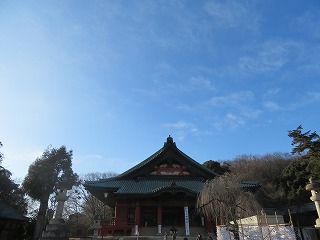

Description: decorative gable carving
[149,163,191,176]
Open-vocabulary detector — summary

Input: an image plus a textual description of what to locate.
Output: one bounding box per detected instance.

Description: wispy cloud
[205,91,262,131]
[263,88,281,98]
[261,89,320,113]
[208,91,254,106]
[239,40,301,74]
[177,103,194,112]
[263,101,282,111]
[189,76,215,91]
[309,92,320,101]
[295,10,320,39]
[204,0,260,32]
[163,121,199,140]
[225,113,246,129]
[151,63,216,95]
[288,91,320,110]
[210,112,246,132]
[164,120,198,131]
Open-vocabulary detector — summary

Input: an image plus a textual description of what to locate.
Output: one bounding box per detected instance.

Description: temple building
[84,136,219,237]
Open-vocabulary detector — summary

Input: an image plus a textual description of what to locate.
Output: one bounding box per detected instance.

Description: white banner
[184,206,190,236]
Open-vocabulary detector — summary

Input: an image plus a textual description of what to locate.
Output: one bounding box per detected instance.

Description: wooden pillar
[114,200,120,218]
[157,205,162,235]
[134,202,140,236]
[112,203,119,236]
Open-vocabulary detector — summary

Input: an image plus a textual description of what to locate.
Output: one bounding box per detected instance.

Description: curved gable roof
[116,136,218,180]
[84,136,218,205]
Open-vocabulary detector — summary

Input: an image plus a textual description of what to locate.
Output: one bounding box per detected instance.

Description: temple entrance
[141,206,157,226]
[162,206,184,226]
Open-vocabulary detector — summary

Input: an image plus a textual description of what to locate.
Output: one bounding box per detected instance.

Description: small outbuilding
[0,200,29,240]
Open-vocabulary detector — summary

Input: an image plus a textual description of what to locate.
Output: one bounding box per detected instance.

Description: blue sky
[1,0,320,180]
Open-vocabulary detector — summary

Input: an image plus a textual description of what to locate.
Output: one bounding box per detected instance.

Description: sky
[1,0,320,180]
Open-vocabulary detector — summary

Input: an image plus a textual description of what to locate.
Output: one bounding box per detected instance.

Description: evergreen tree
[202,160,230,175]
[23,145,78,240]
[282,125,320,202]
[0,142,27,214]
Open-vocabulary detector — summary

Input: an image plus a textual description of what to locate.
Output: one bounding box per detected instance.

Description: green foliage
[288,125,320,158]
[281,158,312,201]
[0,167,27,213]
[0,141,3,162]
[22,145,78,239]
[282,125,320,202]
[23,145,78,200]
[0,142,27,213]
[202,160,230,175]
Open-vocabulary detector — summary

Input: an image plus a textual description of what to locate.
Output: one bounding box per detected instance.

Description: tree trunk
[33,194,50,240]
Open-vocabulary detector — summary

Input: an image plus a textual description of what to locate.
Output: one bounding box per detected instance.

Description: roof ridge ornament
[164,135,176,147]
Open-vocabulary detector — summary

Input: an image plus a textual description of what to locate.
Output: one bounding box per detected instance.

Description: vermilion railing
[99,218,133,236]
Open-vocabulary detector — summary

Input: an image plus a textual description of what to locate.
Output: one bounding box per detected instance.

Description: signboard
[184,206,190,236]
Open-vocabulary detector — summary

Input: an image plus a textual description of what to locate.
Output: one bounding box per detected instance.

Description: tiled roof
[84,136,218,205]
[289,202,316,213]
[85,177,205,196]
[0,201,29,221]
[239,180,261,189]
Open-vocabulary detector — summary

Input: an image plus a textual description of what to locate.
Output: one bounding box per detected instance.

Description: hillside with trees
[202,125,320,209]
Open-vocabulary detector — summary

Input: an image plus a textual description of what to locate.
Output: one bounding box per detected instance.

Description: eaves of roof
[85,178,205,196]
[289,203,316,213]
[240,180,261,189]
[0,201,29,222]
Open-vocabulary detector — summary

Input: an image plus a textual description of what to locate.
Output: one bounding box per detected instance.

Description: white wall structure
[217,225,296,240]
[217,214,296,240]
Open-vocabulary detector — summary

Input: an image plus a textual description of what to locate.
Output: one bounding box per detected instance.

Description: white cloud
[163,121,199,141]
[152,65,216,95]
[263,88,281,98]
[164,121,197,130]
[189,76,215,91]
[225,113,246,129]
[239,40,301,74]
[296,11,320,39]
[263,101,282,111]
[205,91,262,130]
[177,103,194,112]
[210,113,246,132]
[239,107,262,119]
[289,91,320,110]
[204,0,260,31]
[208,91,254,106]
[309,92,320,101]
